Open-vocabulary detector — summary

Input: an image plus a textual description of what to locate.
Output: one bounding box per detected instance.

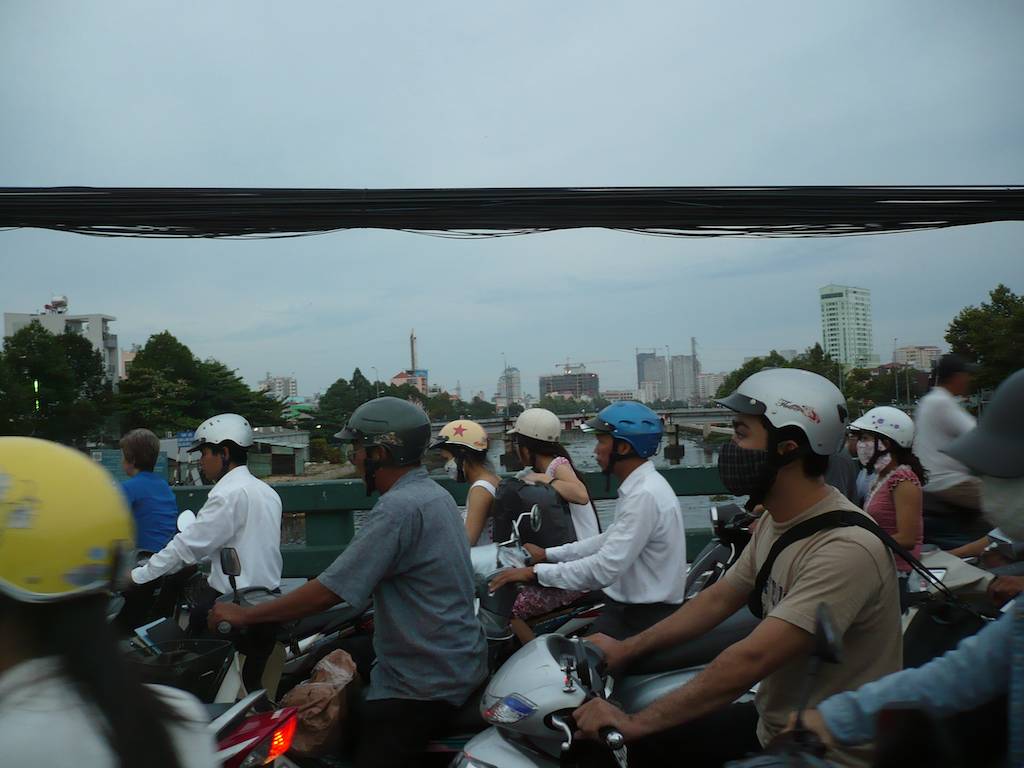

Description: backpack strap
[749,511,848,618]
[749,510,961,619]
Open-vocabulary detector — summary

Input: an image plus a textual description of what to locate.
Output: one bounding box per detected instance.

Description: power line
[1,186,1022,239]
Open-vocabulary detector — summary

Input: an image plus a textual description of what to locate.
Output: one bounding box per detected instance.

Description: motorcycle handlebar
[600,726,625,750]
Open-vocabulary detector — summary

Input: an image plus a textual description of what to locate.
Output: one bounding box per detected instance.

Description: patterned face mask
[717,440,777,500]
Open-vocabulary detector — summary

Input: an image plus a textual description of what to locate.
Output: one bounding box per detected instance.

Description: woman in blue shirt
[120,428,178,554]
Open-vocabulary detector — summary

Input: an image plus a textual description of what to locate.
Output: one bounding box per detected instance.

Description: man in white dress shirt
[489,401,687,639]
[131,413,283,650]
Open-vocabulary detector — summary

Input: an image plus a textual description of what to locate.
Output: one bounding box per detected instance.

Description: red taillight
[264,715,297,763]
[219,707,299,768]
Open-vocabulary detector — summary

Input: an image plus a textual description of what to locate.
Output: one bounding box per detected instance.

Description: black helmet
[335,397,431,467]
[944,369,1024,478]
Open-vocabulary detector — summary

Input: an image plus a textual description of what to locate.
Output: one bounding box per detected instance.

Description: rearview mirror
[813,603,842,664]
[220,548,241,578]
[529,504,543,533]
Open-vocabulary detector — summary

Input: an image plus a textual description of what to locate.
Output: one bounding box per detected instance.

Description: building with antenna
[390,328,429,394]
[4,296,120,383]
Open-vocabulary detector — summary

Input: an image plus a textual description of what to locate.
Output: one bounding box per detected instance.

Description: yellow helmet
[0,437,134,603]
[430,420,489,454]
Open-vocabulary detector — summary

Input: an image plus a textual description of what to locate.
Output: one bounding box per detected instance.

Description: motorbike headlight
[481,693,537,725]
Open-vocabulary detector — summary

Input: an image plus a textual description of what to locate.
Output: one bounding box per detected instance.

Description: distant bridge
[432,407,734,436]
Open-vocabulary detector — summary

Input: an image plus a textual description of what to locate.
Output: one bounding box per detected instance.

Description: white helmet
[187,413,254,453]
[850,406,914,449]
[716,368,848,456]
[507,408,562,443]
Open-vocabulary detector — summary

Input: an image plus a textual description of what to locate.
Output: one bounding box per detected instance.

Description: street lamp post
[371,366,381,397]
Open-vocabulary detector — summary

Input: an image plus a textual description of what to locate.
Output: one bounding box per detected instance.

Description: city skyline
[2,3,1020,400]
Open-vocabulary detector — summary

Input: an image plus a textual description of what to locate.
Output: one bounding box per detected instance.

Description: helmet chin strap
[363,458,380,496]
[602,438,632,492]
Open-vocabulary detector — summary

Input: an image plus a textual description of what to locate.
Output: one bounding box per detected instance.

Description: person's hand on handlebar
[523,543,546,564]
[573,697,642,742]
[488,566,536,593]
[208,601,249,633]
[781,709,836,751]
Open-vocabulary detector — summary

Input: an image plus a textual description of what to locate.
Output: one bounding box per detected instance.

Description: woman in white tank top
[430,420,501,545]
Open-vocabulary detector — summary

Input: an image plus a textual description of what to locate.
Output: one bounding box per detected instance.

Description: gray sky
[2,1,1022,399]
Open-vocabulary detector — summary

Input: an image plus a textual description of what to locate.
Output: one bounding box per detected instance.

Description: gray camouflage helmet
[335,396,431,466]
[944,368,1024,478]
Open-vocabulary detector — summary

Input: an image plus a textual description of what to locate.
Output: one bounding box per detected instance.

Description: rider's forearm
[243,580,341,625]
[622,579,746,662]
[628,635,774,738]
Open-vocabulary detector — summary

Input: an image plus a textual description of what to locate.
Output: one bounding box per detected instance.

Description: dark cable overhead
[1,186,1022,240]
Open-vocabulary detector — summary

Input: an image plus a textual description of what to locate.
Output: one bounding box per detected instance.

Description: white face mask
[444,458,460,481]
[855,439,875,467]
[856,438,891,472]
[982,476,1024,542]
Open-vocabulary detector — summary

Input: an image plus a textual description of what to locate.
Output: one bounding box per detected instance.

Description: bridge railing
[172,466,726,578]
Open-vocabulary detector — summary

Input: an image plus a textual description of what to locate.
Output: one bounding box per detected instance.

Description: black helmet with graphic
[335,396,431,466]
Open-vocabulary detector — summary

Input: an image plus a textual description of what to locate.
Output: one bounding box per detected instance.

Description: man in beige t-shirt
[574,369,902,768]
[722,486,900,766]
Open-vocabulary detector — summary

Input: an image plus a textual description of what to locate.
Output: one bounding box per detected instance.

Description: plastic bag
[280,649,358,757]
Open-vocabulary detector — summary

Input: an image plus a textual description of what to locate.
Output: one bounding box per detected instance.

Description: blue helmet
[582,401,663,458]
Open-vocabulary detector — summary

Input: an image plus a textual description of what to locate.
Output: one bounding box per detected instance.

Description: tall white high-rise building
[819,284,879,368]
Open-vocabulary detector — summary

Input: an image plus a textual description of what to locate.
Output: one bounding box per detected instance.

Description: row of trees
[316,368,499,433]
[713,283,1023,415]
[4,284,1018,447]
[0,326,283,446]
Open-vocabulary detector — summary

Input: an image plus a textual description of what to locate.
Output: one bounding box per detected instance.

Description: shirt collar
[618,459,655,496]
[213,465,252,489]
[385,466,428,494]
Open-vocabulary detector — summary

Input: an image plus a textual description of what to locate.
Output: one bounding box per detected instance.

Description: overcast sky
[2,1,1022,398]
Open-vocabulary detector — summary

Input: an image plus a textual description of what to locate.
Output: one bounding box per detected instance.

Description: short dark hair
[120,429,161,472]
[202,441,248,466]
[772,423,830,478]
[935,354,978,385]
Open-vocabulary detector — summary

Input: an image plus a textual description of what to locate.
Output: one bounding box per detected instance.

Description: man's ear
[776,439,800,458]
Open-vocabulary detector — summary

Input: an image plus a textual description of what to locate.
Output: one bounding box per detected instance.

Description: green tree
[715,344,846,400]
[714,350,791,398]
[0,322,112,444]
[946,284,1024,391]
[464,396,497,420]
[118,331,283,434]
[0,353,33,435]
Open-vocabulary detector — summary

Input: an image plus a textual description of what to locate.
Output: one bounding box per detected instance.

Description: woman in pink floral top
[850,406,929,609]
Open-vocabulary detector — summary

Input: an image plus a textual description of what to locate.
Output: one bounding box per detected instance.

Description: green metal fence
[172,466,725,578]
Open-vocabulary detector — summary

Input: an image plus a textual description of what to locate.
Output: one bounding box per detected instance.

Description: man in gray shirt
[210,397,487,767]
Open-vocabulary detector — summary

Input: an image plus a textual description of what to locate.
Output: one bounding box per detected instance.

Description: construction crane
[553,359,619,374]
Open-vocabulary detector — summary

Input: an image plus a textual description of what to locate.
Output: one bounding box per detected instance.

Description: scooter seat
[276,602,368,643]
[623,608,759,675]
